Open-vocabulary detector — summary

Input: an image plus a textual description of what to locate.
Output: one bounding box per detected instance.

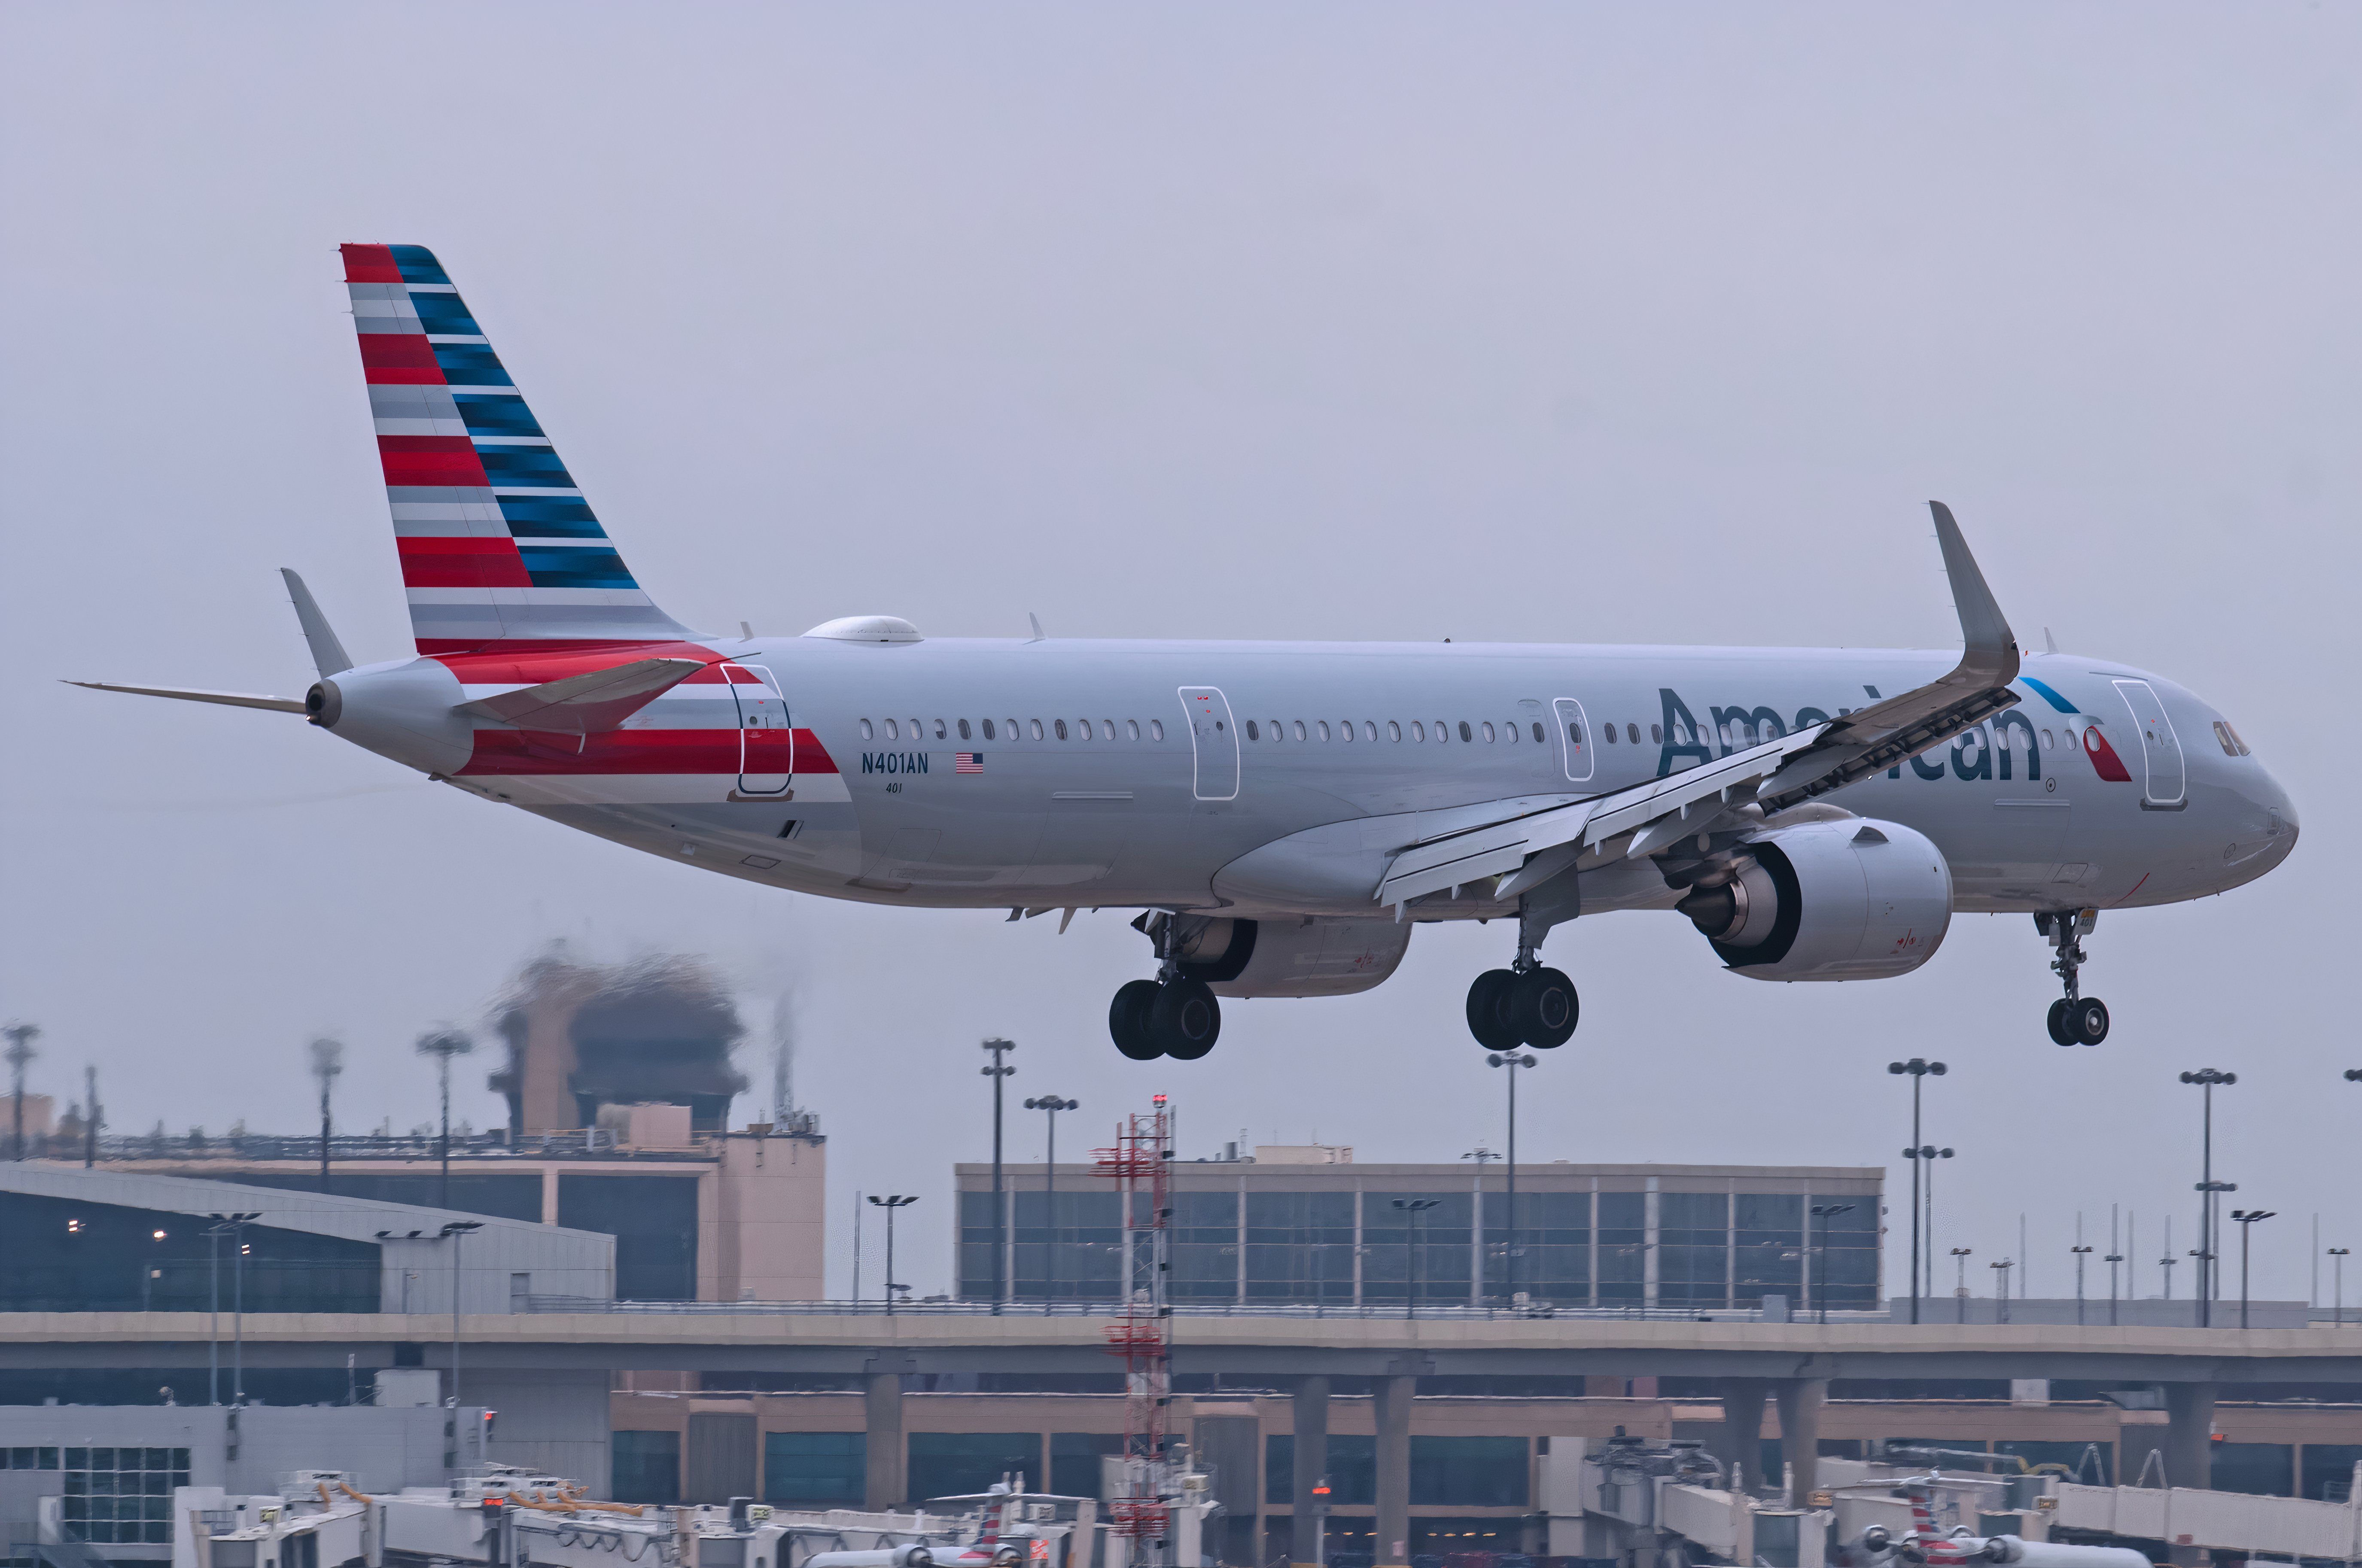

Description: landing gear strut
[1108,915,1222,1061]
[1467,922,1578,1051]
[2038,909,2108,1046]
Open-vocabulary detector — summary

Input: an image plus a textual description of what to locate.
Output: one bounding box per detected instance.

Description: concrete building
[954,1157,1885,1312]
[0,1404,487,1565]
[0,1164,614,1326]
[79,1118,824,1304]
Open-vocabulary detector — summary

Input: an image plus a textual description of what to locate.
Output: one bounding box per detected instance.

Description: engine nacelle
[1175,917,1412,998]
[1675,819,1951,981]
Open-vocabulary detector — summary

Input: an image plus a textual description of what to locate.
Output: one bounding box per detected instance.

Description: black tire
[1151,977,1221,1060]
[1110,979,1163,1060]
[2071,996,2110,1046]
[2046,998,2075,1047]
[1466,969,1521,1051]
[1507,967,1579,1048]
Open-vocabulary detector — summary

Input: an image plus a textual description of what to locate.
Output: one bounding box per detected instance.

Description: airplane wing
[64,681,307,714]
[1376,501,2022,910]
[452,656,706,733]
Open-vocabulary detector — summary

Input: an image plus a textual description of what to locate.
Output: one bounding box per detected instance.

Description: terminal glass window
[1411,1436,1528,1506]
[1816,1201,1881,1310]
[1266,1434,1377,1505]
[2212,1443,2294,1497]
[1011,1188,1123,1302]
[1735,1193,1804,1305]
[1487,1190,1588,1304]
[1052,1433,1123,1498]
[909,1433,1045,1501]
[0,1194,376,1313]
[559,1175,699,1301]
[764,1432,864,1504]
[61,1447,190,1544]
[1363,1192,1471,1304]
[613,1431,680,1504]
[1659,1192,1731,1309]
[1164,1191,1242,1302]
[1597,1192,1647,1304]
[2301,1443,2362,1501]
[1244,1191,1355,1302]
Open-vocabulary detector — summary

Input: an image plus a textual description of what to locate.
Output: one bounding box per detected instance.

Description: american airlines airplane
[76,246,2299,1061]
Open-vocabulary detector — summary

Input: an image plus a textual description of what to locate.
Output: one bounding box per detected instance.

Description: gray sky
[3,3,2356,1306]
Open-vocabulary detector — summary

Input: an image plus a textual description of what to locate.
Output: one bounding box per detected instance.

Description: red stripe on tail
[341,244,402,283]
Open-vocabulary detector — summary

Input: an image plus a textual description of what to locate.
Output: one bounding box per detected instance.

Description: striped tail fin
[341,244,696,654]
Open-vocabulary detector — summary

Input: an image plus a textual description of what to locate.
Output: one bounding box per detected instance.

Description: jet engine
[1674,819,1951,981]
[1173,917,1412,998]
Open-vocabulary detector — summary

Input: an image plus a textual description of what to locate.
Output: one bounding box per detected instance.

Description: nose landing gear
[2038,909,2108,1045]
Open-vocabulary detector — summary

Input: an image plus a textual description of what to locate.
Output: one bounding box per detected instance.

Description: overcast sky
[2,3,2356,1307]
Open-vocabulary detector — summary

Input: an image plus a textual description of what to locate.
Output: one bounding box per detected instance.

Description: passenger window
[1102,720,1116,740]
[1246,720,1260,741]
[1318,721,1332,741]
[958,719,971,740]
[1388,720,1401,742]
[1458,721,1472,742]
[1340,720,1354,743]
[1411,721,1425,742]
[1363,721,1377,741]
[1005,719,1018,740]
[907,718,920,739]
[1075,719,1090,740]
[1150,719,1164,741]
[883,718,898,741]
[1482,722,1495,743]
[1604,724,1617,744]
[1294,720,1307,741]
[860,719,874,741]
[1531,722,1545,744]
[1127,719,1141,740]
[982,719,995,740]
[934,719,947,740]
[1267,720,1281,740]
[1651,724,1663,743]
[1504,721,1518,743]
[1055,719,1069,740]
[1030,719,1044,741]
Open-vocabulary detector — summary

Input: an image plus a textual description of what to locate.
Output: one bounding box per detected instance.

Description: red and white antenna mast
[1094,1094,1173,1564]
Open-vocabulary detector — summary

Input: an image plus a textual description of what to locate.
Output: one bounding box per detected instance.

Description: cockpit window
[2213,720,2251,757]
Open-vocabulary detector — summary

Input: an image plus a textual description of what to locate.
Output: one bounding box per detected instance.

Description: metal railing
[85,1128,624,1161]
[521,1295,1889,1321]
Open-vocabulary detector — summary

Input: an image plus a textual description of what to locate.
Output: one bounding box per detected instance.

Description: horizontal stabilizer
[454,656,705,733]
[65,681,306,714]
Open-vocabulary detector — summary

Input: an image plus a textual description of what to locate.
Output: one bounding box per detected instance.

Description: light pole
[416,1029,474,1209]
[5,1023,38,1161]
[2331,1249,2350,1326]
[309,1038,343,1194]
[1024,1096,1077,1311]
[438,1219,482,1409]
[1904,1145,1953,1305]
[2231,1210,2274,1329]
[205,1211,259,1405]
[2180,1069,2237,1326]
[1888,1059,1946,1322]
[1391,1198,1439,1319]
[81,1064,100,1167]
[981,1038,1016,1314]
[2104,1250,2125,1326]
[1489,1051,1536,1307]
[1951,1249,1973,1324]
[868,1195,918,1315]
[1810,1204,1855,1324]
[2071,1244,2094,1325]
[1990,1258,2014,1322]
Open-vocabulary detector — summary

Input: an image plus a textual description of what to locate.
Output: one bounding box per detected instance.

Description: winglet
[1927,501,2019,686]
[280,568,353,677]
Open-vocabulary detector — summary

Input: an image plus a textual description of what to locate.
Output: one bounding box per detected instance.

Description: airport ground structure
[8,1308,2362,1563]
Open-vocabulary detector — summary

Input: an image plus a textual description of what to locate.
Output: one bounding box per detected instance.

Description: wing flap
[454,656,706,733]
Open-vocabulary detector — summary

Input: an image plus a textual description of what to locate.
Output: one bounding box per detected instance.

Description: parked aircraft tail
[340,244,694,653]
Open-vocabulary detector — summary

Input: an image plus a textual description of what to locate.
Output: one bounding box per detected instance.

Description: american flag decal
[955,752,983,774]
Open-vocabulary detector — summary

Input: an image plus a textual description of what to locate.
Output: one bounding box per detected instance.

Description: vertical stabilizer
[340,244,695,653]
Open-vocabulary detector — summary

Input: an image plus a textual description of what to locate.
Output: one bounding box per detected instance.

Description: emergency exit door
[2111,678,2185,809]
[723,662,794,795]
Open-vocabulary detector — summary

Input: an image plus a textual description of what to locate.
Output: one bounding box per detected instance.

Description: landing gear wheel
[2069,996,2109,1045]
[1466,969,1521,1051]
[1151,977,1221,1059]
[1110,979,1163,1060]
[2046,998,2075,1047]
[1506,967,1579,1048]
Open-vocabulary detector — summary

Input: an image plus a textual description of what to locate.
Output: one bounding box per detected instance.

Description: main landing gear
[1109,913,1221,1061]
[2038,909,2109,1046]
[1466,929,1579,1052]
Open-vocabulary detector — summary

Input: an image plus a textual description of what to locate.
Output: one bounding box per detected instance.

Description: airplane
[1835,1471,2149,1568]
[73,244,2299,1061]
